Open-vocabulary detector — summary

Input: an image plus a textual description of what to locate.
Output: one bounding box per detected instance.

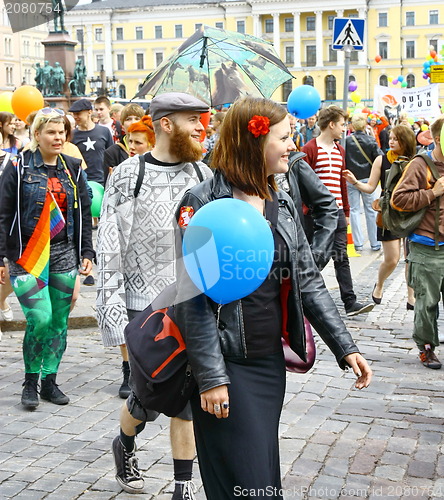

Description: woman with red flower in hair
[174,96,372,499]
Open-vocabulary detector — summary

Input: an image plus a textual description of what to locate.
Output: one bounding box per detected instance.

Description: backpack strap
[191,161,204,182]
[416,153,441,250]
[134,154,145,199]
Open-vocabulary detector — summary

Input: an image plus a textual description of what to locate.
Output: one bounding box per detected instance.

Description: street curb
[0,315,98,332]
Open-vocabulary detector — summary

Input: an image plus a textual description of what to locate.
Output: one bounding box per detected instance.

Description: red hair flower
[248,115,270,138]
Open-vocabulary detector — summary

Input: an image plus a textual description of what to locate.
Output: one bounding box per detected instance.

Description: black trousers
[332,210,356,309]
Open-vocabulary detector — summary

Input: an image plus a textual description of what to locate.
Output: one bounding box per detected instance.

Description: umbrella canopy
[135,25,294,107]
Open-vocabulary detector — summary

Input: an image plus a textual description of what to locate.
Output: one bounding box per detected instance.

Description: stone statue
[52,0,65,32]
[33,62,43,93]
[41,60,53,96]
[69,58,87,96]
[51,62,65,95]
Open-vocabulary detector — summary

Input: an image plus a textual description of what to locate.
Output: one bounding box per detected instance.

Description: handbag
[371,199,383,228]
[124,283,196,418]
[280,278,316,373]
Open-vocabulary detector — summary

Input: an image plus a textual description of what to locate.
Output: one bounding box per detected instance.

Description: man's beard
[169,125,204,163]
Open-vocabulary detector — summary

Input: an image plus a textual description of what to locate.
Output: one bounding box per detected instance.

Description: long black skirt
[191,351,286,500]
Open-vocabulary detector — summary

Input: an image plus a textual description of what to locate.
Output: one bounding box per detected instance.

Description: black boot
[40,373,69,405]
[21,373,39,409]
[119,361,131,399]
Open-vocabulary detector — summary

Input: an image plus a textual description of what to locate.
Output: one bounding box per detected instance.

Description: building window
[406,74,415,88]
[349,75,356,83]
[215,22,223,29]
[325,75,336,100]
[136,53,144,70]
[283,80,292,102]
[136,27,143,40]
[155,52,163,66]
[237,20,245,34]
[306,16,315,31]
[265,19,273,33]
[6,66,13,85]
[175,24,183,38]
[379,75,388,86]
[378,41,388,60]
[195,23,202,31]
[95,28,102,41]
[328,16,334,30]
[405,11,415,26]
[155,25,162,39]
[119,84,126,99]
[117,54,125,71]
[430,10,439,24]
[116,27,123,40]
[96,54,104,72]
[285,46,294,65]
[306,45,316,66]
[76,29,84,43]
[5,38,12,56]
[303,75,314,86]
[430,39,438,52]
[285,18,293,32]
[350,50,358,62]
[406,41,415,59]
[328,44,337,63]
[378,12,387,27]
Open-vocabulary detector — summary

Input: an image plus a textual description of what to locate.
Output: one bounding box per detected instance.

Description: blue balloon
[182,198,274,304]
[287,85,321,120]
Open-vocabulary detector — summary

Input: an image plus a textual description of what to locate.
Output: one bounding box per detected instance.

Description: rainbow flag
[17,191,65,289]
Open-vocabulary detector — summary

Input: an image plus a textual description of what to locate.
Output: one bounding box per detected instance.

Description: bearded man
[96,93,212,500]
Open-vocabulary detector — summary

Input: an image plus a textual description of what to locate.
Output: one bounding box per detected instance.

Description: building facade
[0,5,47,92]
[65,0,444,106]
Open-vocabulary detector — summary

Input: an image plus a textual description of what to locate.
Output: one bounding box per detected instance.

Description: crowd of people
[1,92,444,499]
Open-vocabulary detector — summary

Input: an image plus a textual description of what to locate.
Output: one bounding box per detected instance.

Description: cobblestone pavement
[1,249,444,499]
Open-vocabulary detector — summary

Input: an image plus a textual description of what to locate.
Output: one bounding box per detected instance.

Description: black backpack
[379,153,441,240]
[124,283,196,417]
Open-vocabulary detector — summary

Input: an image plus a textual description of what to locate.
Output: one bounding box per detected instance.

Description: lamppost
[89,66,118,96]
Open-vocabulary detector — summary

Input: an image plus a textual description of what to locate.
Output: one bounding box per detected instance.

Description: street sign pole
[341,45,352,147]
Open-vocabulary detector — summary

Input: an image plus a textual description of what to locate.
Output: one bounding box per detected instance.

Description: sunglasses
[39,107,65,116]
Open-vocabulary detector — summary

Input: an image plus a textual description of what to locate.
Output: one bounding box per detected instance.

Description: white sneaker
[1,304,13,321]
[439,332,444,343]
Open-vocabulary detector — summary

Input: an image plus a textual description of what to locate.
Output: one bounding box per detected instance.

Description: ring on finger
[222,402,229,409]
[214,404,221,413]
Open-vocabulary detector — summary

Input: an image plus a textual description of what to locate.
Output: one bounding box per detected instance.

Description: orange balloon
[11,86,44,122]
[200,110,211,142]
[430,50,437,58]
[375,55,382,63]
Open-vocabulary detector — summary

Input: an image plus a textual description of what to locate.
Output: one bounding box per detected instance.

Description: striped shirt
[313,145,344,209]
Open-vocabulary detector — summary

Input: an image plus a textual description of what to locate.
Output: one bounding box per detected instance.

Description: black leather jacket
[345,131,382,179]
[284,151,338,270]
[175,171,359,394]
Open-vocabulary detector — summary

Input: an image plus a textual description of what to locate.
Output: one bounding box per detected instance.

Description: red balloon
[200,110,211,142]
[362,107,371,114]
[430,50,437,58]
[375,55,382,63]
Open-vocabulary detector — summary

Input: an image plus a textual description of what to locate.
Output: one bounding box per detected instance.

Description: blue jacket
[0,149,95,265]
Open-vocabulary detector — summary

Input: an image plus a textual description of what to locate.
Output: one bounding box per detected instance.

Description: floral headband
[248,115,270,138]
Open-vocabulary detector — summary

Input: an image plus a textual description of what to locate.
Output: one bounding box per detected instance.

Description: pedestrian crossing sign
[332,18,365,51]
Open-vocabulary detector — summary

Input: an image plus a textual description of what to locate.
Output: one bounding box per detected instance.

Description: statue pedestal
[42,32,77,96]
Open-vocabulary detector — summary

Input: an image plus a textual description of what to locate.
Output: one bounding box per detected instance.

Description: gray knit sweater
[96,154,212,347]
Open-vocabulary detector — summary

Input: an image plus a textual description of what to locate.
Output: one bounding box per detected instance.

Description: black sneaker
[83,275,95,286]
[112,436,144,493]
[119,361,131,399]
[172,480,197,500]
[40,374,69,405]
[345,301,375,317]
[21,374,39,409]
[419,347,442,369]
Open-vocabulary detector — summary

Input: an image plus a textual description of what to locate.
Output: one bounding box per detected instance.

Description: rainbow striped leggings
[10,269,77,376]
